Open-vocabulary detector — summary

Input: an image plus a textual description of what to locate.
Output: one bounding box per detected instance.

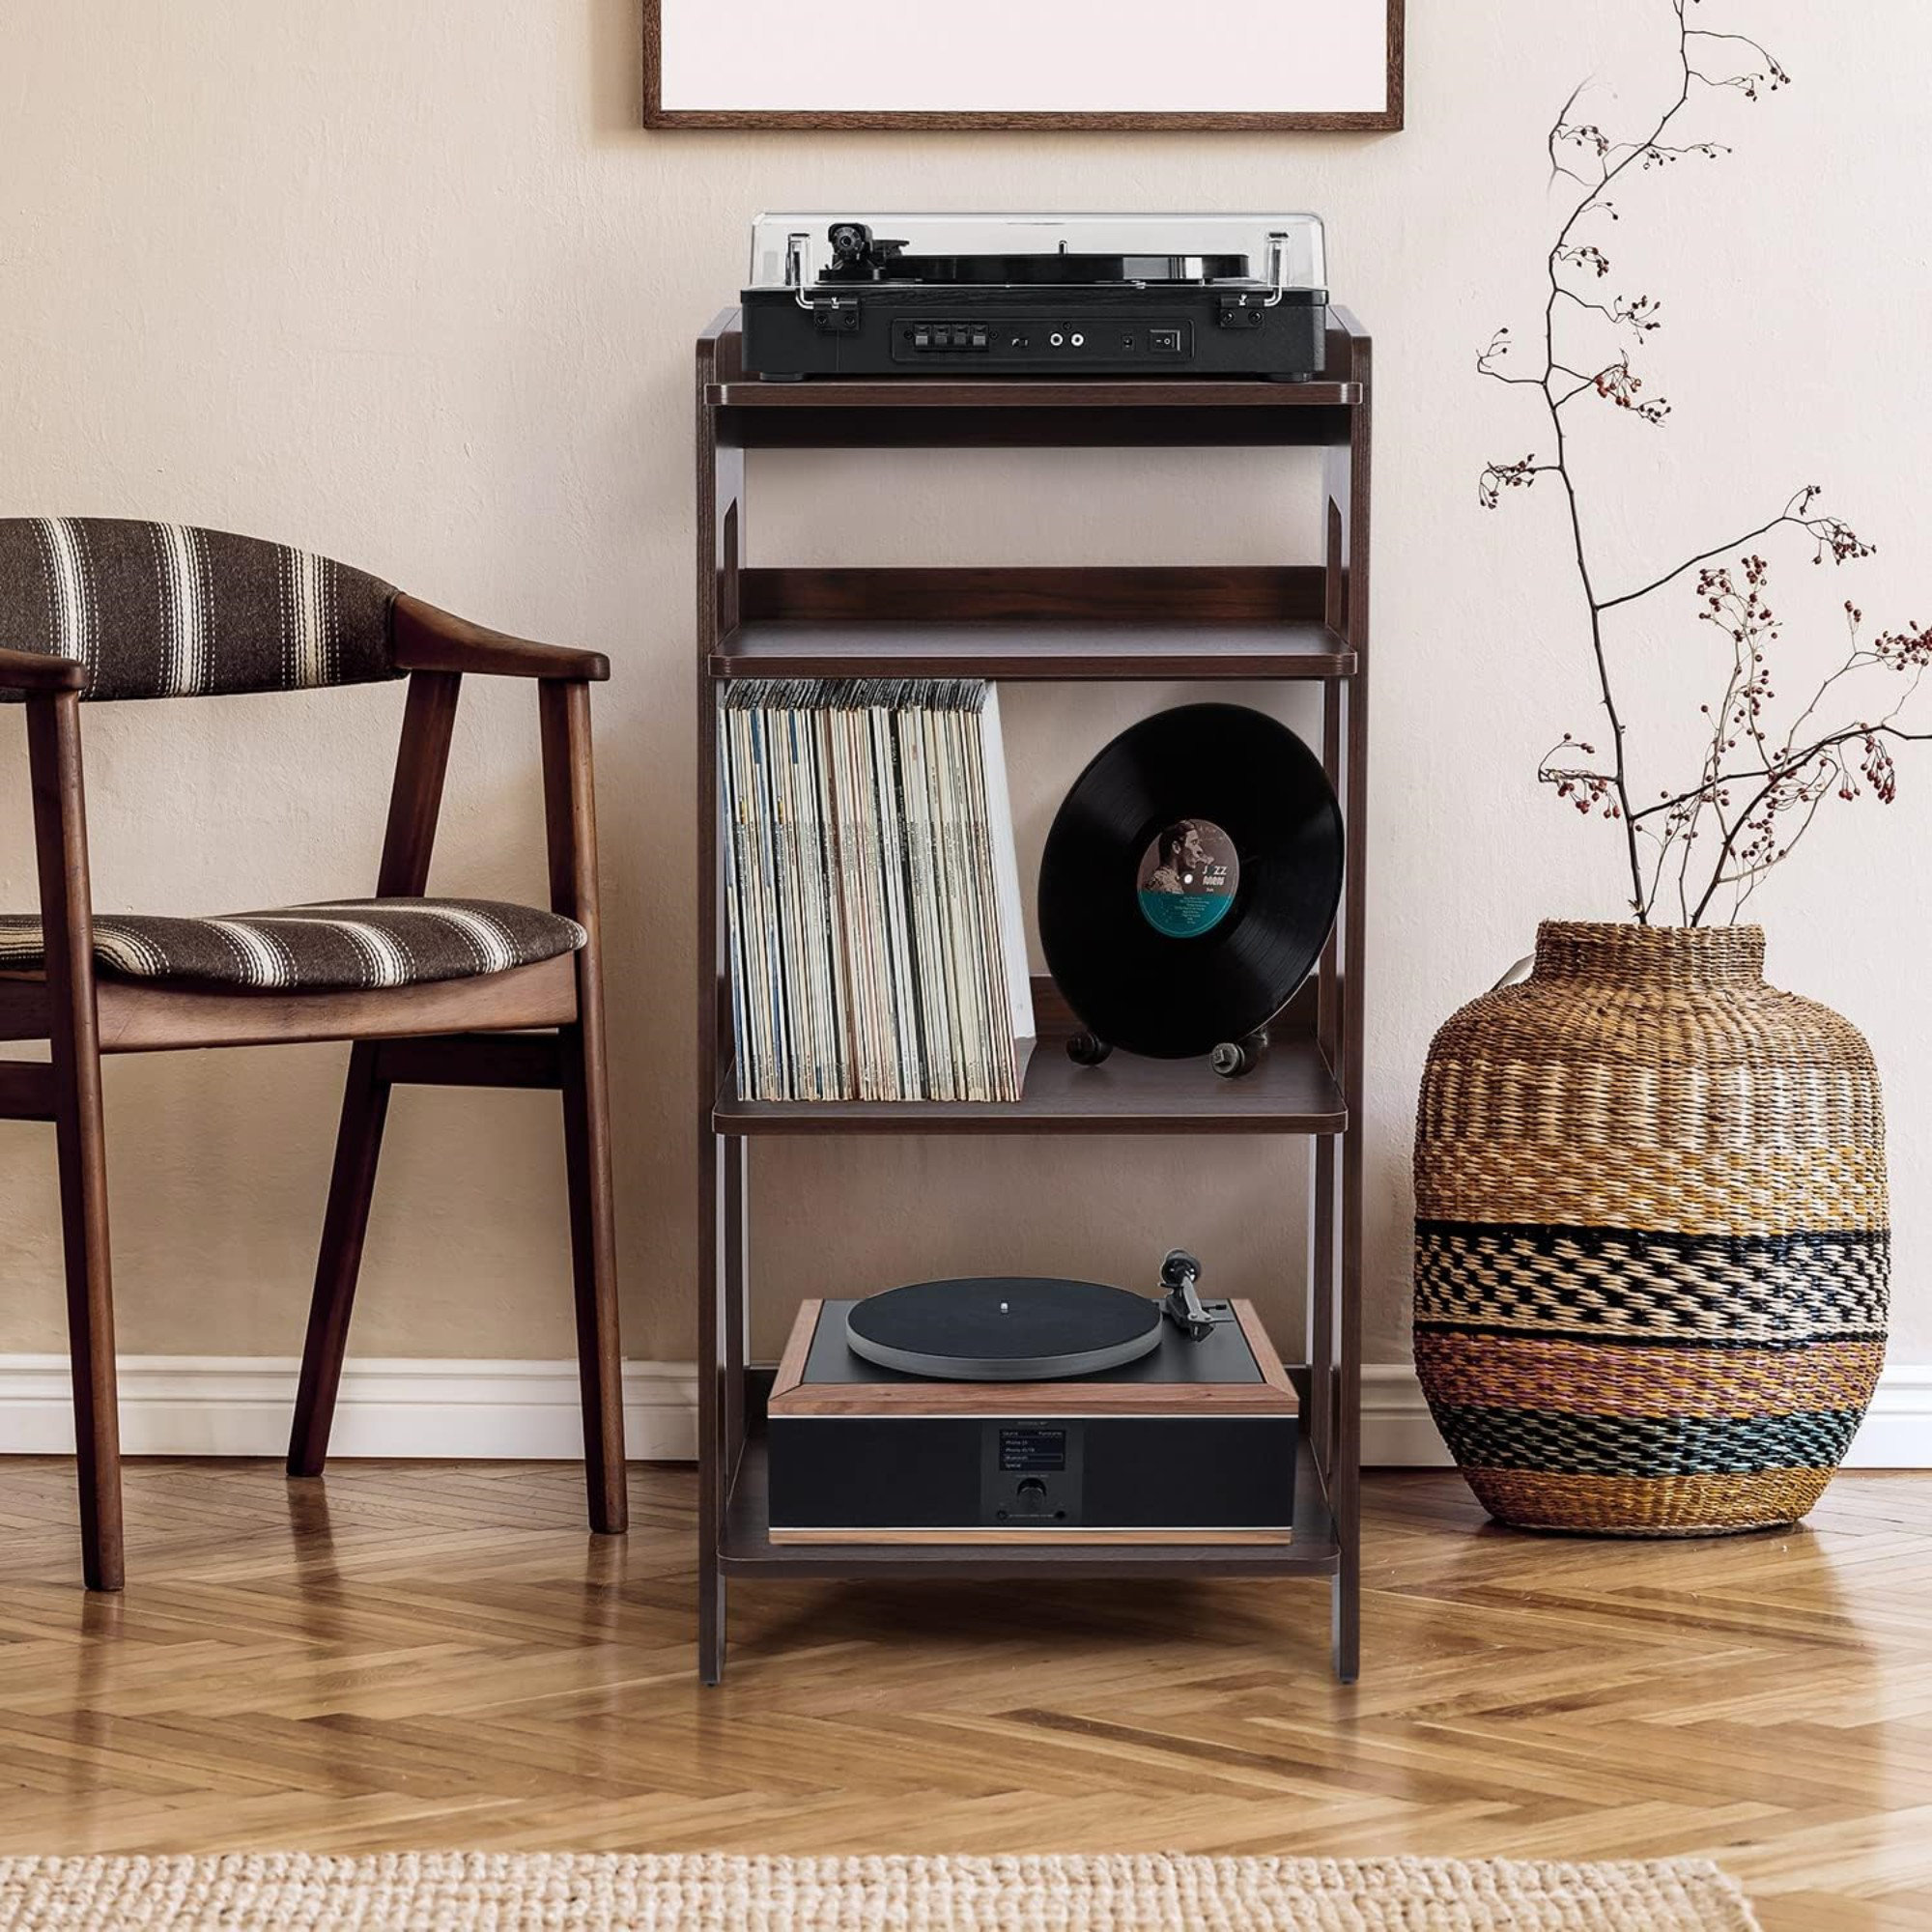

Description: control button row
[909,324,989,352]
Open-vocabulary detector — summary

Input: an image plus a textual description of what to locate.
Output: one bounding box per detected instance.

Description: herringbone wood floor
[0,1463,1925,1929]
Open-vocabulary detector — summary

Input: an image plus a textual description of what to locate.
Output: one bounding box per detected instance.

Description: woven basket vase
[1413,921,1889,1535]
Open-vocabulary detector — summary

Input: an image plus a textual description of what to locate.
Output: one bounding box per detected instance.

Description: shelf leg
[1331,662,1367,1689]
[1315,1127,1354,1683]
[1330,1126,1362,1686]
[1306,1135,1337,1474]
[724,1136,748,1486]
[701,1134,748,1687]
[1332,1574,1358,1685]
[699,1565,726,1687]
[698,1126,727,1685]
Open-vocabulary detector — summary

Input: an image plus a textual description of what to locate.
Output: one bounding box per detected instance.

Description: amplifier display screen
[999,1428,1067,1473]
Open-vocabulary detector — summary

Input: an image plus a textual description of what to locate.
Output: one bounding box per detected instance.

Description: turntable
[766,1252,1298,1544]
[741,213,1330,383]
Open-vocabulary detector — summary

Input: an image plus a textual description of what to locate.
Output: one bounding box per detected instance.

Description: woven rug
[0,1852,1760,1929]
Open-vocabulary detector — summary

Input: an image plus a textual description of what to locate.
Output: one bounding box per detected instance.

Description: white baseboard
[0,1357,1926,1467]
[1838,1366,1932,1466]
[0,1357,699,1462]
[1363,1364,1456,1467]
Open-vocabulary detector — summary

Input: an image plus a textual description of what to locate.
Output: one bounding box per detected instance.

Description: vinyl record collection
[719,679,1035,1102]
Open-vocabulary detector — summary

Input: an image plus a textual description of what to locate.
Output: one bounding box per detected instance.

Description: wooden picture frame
[642,0,1404,131]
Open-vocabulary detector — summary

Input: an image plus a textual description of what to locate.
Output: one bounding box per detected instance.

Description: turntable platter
[844,1276,1164,1381]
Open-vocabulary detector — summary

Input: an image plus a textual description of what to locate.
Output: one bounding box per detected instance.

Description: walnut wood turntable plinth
[767,1297,1297,1545]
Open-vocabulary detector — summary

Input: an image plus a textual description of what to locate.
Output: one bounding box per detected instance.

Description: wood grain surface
[0,1461,1917,1932]
[766,1300,1299,1417]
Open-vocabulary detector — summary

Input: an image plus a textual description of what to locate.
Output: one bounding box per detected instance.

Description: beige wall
[3,0,1929,1371]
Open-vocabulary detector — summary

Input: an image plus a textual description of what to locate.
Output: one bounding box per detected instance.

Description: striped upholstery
[0,518,398,701]
[0,899,584,993]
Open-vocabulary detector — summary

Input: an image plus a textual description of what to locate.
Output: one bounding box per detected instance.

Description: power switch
[1150,328,1183,355]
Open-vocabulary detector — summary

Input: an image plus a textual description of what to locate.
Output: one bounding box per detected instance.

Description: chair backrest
[0,517,400,702]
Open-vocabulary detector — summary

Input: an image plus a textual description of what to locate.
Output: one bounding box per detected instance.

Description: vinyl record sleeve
[978,688,1037,1093]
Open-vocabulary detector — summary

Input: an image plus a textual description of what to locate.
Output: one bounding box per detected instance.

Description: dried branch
[1599,486,1874,611]
[1478,0,1926,923]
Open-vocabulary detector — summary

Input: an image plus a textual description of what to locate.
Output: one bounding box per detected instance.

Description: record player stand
[694,313,1371,1685]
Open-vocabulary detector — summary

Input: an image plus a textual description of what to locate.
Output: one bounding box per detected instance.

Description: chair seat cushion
[0,898,585,993]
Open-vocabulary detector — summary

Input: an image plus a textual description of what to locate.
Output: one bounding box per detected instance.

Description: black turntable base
[767,1293,1298,1545]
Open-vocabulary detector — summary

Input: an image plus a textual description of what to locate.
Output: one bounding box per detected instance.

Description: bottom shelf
[720,1432,1339,1581]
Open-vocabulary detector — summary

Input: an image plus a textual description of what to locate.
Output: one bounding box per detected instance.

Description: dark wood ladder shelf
[694,307,1370,1686]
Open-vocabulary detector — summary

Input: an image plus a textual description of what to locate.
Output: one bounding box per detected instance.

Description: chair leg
[50,1038,123,1593]
[28,689,123,1588]
[287,1042,391,1478]
[560,1017,627,1535]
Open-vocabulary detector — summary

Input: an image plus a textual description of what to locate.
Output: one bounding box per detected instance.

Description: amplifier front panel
[767,1414,1295,1540]
[889,317,1196,368]
[739,293,1327,383]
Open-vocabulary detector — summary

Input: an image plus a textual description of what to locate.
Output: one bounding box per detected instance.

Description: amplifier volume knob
[1015,1478,1049,1515]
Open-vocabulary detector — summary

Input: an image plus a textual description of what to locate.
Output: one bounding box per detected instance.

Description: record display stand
[694,314,1371,1685]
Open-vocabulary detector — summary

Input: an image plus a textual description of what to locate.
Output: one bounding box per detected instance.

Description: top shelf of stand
[706,375,1363,412]
[700,314,1366,449]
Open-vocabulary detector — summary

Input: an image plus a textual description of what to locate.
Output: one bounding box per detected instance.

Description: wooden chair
[0,517,627,1590]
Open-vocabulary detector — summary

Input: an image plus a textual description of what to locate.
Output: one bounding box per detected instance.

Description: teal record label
[1136,819,1238,938]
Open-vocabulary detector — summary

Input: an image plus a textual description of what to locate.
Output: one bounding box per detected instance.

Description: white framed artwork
[644,0,1404,130]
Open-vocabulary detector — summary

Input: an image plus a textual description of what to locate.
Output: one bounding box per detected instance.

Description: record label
[1136,819,1239,939]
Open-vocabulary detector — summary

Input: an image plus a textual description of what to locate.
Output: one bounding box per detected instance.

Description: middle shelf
[709,563,1353,683]
[713,1027,1346,1136]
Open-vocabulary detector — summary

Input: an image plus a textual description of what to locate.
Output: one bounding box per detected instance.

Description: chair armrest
[0,645,85,694]
[390,595,611,682]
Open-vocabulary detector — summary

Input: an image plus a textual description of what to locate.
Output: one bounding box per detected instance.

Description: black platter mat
[1037,702,1344,1061]
[843,1277,1164,1381]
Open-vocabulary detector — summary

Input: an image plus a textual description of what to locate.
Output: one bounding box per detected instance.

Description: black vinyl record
[1037,703,1344,1060]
